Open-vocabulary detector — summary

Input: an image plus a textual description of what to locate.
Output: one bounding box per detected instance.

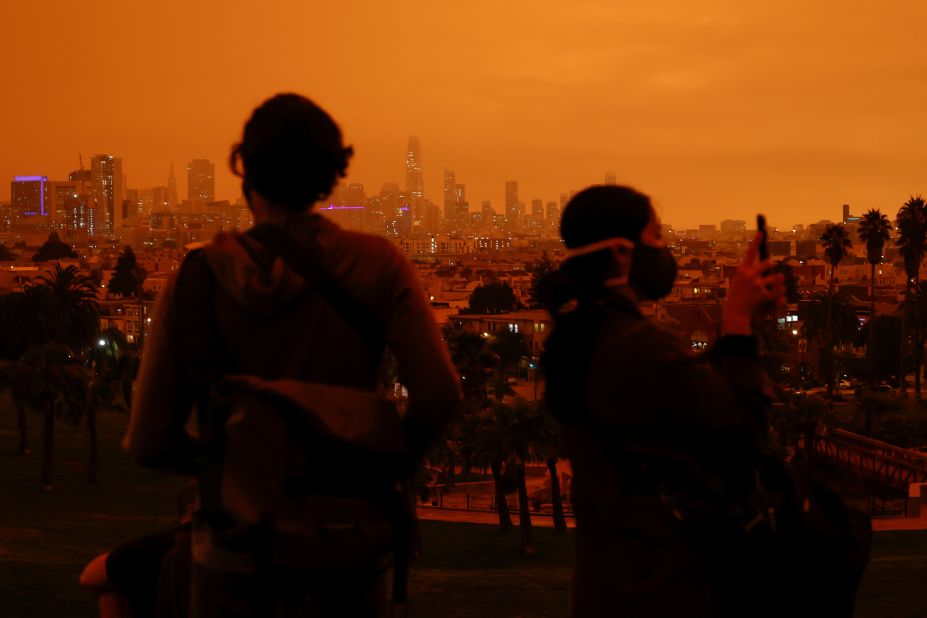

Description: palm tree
[32,264,100,355]
[801,292,860,383]
[858,210,892,385]
[820,224,852,398]
[896,196,927,399]
[858,209,892,306]
[471,407,514,533]
[7,345,92,490]
[537,404,568,534]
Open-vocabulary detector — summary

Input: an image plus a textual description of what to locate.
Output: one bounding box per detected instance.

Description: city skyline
[3,2,927,228]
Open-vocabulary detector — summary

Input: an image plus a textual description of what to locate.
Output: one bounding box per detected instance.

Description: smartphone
[757,214,768,262]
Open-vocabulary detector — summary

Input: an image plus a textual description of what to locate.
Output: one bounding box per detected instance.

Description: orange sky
[2,1,926,228]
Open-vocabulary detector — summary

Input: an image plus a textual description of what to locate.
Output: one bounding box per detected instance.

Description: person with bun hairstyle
[124,94,460,616]
[540,186,787,617]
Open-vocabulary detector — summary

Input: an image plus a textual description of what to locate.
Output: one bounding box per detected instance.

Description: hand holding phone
[757,214,768,262]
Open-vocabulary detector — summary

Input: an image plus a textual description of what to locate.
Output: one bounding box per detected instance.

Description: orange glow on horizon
[2,1,926,228]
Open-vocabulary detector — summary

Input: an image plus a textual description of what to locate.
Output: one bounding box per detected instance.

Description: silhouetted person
[124,93,460,617]
[541,186,786,617]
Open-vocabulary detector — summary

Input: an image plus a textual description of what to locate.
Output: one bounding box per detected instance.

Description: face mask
[628,245,677,300]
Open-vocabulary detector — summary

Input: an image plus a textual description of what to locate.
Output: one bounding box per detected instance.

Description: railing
[814,428,927,491]
[420,489,574,518]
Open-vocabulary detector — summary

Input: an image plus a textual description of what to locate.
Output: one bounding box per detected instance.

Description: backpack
[542,298,871,616]
[174,224,414,610]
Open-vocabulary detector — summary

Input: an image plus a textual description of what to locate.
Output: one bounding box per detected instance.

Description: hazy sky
[2,0,926,228]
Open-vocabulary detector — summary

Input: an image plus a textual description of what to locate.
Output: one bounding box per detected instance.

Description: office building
[11,175,48,218]
[187,159,215,201]
[91,154,124,235]
[443,169,457,228]
[405,137,423,199]
[505,181,519,232]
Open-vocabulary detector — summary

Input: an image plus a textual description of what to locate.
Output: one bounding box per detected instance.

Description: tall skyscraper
[187,159,215,201]
[505,181,519,232]
[91,154,124,235]
[405,137,423,199]
[454,183,469,231]
[168,163,179,207]
[443,169,457,228]
[605,172,617,185]
[11,176,48,218]
[66,168,94,233]
[546,201,560,234]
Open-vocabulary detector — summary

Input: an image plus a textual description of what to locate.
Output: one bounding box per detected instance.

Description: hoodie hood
[202,231,306,316]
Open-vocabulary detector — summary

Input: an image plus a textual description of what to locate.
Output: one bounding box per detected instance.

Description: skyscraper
[454,183,469,231]
[11,176,48,218]
[168,163,179,207]
[405,137,423,199]
[91,154,124,235]
[505,181,519,232]
[605,172,617,185]
[187,159,215,201]
[443,169,457,228]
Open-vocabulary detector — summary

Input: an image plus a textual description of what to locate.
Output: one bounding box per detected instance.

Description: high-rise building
[443,169,457,228]
[505,181,519,232]
[546,201,560,234]
[168,163,179,207]
[842,204,851,223]
[454,183,469,231]
[405,137,423,199]
[605,172,617,185]
[187,159,215,201]
[65,168,94,233]
[91,154,124,235]
[11,176,48,218]
[47,181,81,223]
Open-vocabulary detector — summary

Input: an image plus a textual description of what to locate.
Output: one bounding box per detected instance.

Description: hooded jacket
[124,213,461,472]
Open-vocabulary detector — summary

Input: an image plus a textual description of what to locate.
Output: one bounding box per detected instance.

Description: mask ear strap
[565,237,635,259]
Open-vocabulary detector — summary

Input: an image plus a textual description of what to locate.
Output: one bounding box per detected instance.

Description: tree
[472,400,549,555]
[107,246,148,349]
[820,224,852,398]
[801,292,859,382]
[31,264,100,355]
[896,196,927,399]
[858,209,891,305]
[0,243,18,262]
[489,329,529,376]
[537,404,568,534]
[6,345,92,490]
[443,325,498,414]
[771,261,799,304]
[471,407,514,533]
[529,253,556,309]
[465,282,517,314]
[32,232,78,262]
[858,209,892,385]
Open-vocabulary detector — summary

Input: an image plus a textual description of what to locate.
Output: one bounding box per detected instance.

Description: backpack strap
[245,223,386,361]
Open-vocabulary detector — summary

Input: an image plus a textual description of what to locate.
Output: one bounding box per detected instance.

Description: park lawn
[0,409,925,617]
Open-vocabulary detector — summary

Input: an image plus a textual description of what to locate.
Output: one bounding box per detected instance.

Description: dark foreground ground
[1,410,925,617]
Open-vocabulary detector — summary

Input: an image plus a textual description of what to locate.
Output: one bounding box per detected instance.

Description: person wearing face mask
[540,185,787,617]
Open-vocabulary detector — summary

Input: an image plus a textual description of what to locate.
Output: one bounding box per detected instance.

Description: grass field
[0,409,925,617]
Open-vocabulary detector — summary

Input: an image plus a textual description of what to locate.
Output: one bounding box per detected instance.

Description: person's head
[230,93,353,215]
[555,185,676,303]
